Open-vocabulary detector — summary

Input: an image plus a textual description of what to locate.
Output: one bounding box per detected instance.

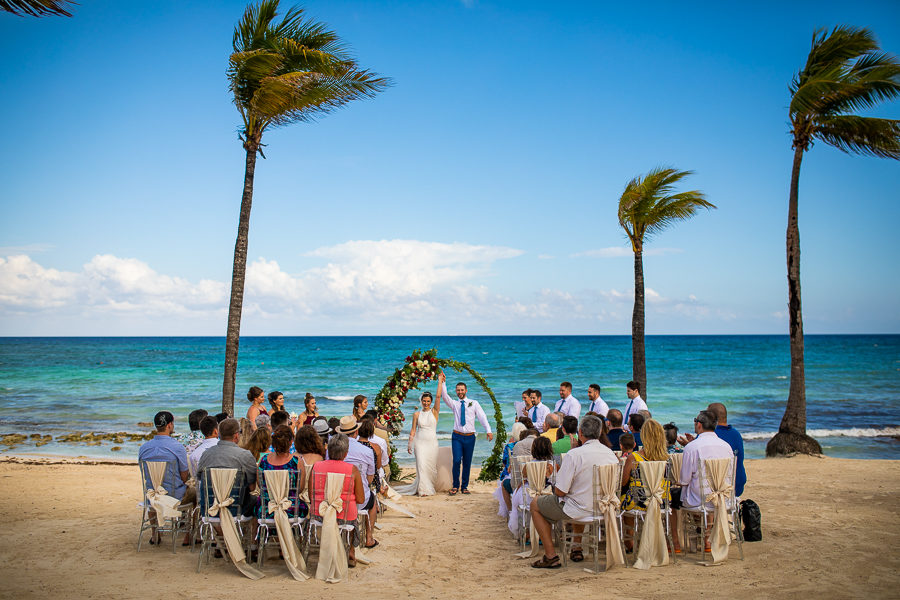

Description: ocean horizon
[1,334,897,464]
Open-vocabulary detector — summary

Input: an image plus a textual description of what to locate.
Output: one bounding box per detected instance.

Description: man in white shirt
[678,410,734,509]
[188,415,219,477]
[554,381,581,418]
[585,383,609,417]
[622,381,648,432]
[439,372,493,495]
[528,415,617,568]
[514,389,533,421]
[526,389,551,431]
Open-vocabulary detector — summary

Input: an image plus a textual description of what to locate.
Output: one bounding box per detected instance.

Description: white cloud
[572,247,683,258]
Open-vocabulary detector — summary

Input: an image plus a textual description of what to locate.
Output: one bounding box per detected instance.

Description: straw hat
[338,416,359,434]
[312,418,332,436]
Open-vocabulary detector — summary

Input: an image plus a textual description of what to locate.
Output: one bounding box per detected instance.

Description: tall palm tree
[617,168,715,401]
[767,26,900,456]
[222,0,390,415]
[1,0,74,16]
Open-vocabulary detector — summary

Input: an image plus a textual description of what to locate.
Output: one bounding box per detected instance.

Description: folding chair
[196,468,252,572]
[256,468,305,567]
[680,455,744,562]
[137,459,194,554]
[304,468,358,564]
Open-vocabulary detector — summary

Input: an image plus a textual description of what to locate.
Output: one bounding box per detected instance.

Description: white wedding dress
[396,409,439,496]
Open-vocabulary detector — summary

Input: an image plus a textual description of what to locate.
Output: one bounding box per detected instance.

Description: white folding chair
[680,455,744,562]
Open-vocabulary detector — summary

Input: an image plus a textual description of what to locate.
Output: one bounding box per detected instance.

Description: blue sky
[1,0,898,335]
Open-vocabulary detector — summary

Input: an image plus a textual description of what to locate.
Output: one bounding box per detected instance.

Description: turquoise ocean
[0,335,897,465]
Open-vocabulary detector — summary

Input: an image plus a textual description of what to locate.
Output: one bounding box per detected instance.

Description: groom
[438,371,493,495]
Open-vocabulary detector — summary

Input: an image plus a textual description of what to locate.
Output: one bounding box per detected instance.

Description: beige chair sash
[315,472,349,583]
[264,470,308,581]
[145,461,181,527]
[515,460,552,558]
[595,463,626,568]
[703,457,733,564]
[633,460,669,569]
[668,453,684,484]
[209,468,264,580]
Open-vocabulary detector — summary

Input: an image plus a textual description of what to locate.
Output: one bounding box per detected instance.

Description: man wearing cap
[438,371,494,496]
[336,416,378,548]
[138,411,195,544]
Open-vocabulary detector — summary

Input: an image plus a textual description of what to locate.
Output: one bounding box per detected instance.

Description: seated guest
[196,418,258,518]
[619,433,636,458]
[311,433,366,567]
[663,422,682,454]
[526,436,556,481]
[628,413,645,448]
[501,422,527,510]
[529,415,617,568]
[215,412,229,423]
[295,424,326,481]
[606,409,625,451]
[338,416,378,549]
[638,409,652,420]
[258,425,307,519]
[679,410,734,510]
[364,409,391,440]
[552,415,579,455]
[541,412,562,441]
[512,428,540,459]
[138,411,195,544]
[242,426,271,463]
[270,410,290,430]
[361,415,390,476]
[179,409,208,452]
[255,413,271,432]
[189,415,219,477]
[312,418,331,447]
[707,402,746,497]
[326,417,341,440]
[620,419,673,551]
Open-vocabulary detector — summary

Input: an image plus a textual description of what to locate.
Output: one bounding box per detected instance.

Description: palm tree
[617,168,715,401]
[767,27,900,456]
[222,0,391,415]
[1,0,74,16]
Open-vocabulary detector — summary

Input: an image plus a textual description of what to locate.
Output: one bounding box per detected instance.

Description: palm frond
[816,115,900,158]
[0,0,75,16]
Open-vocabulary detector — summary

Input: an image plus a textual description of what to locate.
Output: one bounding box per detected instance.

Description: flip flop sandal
[531,554,561,569]
[348,557,357,568]
[570,549,584,562]
[449,488,458,496]
[461,489,471,495]
[364,540,379,549]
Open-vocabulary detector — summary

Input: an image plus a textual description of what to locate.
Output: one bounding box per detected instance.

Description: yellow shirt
[541,428,560,442]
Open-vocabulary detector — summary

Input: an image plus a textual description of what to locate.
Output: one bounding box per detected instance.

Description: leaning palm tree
[767,26,900,456]
[222,0,391,415]
[617,168,715,401]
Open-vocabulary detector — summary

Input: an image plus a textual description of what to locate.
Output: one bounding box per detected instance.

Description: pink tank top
[311,460,357,521]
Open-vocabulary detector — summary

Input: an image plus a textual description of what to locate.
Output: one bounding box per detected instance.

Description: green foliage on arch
[374,349,507,482]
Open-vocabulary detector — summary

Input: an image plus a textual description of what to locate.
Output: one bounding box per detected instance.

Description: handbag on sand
[740,499,762,542]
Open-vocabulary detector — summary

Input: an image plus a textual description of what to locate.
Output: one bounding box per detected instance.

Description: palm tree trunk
[767,146,821,456]
[631,247,647,401]
[222,141,259,416]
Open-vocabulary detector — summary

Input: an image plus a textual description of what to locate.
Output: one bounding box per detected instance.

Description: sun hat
[312,418,332,435]
[338,415,360,434]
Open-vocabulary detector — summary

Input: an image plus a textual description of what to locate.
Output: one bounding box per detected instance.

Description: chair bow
[705,484,734,505]
[208,497,234,517]
[647,488,665,506]
[146,486,168,501]
[268,497,292,514]
[319,497,343,516]
[596,493,620,513]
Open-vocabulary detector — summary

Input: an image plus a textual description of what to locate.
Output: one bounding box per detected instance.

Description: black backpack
[740,499,762,541]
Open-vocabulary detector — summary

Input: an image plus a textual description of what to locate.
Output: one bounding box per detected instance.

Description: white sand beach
[1,455,898,599]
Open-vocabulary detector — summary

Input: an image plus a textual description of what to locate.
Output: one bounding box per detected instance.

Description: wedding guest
[255,413,271,432]
[242,426,271,462]
[527,390,551,431]
[552,416,579,455]
[628,413,645,447]
[524,437,556,486]
[606,409,626,451]
[512,428,540,459]
[664,422,683,454]
[554,382,581,418]
[326,417,341,439]
[188,415,219,477]
[297,393,319,426]
[517,416,535,430]
[179,409,208,452]
[362,415,390,473]
[311,418,331,446]
[310,434,365,567]
[258,425,307,519]
[337,417,378,548]
[639,409,652,420]
[620,419,672,552]
[515,389,533,421]
[197,418,257,518]
[364,409,391,440]
[623,381,648,431]
[541,412,562,441]
[619,433,636,458]
[215,412,229,423]
[246,386,267,429]
[707,402,746,496]
[500,422,527,510]
[295,424,326,496]
[585,384,609,418]
[529,415,617,568]
[268,390,286,414]
[270,410,290,430]
[352,395,368,421]
[138,411,194,544]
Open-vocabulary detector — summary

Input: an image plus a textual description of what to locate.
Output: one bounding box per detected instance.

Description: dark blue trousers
[451,432,476,490]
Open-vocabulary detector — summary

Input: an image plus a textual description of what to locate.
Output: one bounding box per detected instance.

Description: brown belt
[453,430,475,437]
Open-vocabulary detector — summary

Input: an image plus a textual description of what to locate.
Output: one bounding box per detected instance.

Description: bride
[396,388,441,496]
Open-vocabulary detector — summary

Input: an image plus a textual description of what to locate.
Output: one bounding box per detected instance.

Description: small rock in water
[137,422,152,428]
[111,446,122,451]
